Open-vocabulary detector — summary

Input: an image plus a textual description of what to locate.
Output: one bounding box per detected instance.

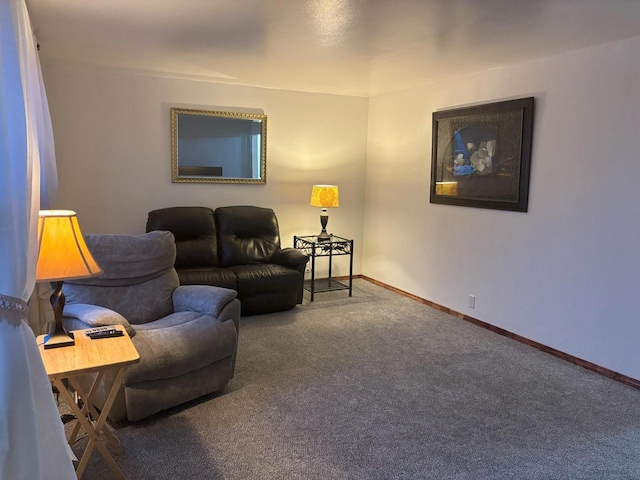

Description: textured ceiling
[27,0,640,97]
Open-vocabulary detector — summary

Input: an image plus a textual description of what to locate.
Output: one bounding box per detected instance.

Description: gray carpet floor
[71,279,640,479]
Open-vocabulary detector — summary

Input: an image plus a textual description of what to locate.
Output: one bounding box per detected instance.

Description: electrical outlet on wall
[468,295,476,309]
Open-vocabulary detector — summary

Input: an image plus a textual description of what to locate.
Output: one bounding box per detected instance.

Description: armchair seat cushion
[127,312,237,385]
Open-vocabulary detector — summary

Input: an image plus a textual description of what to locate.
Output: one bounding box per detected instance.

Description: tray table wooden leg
[69,374,122,453]
[55,367,127,479]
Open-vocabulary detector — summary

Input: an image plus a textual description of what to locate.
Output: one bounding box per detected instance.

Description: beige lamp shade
[36,210,103,282]
[310,185,339,208]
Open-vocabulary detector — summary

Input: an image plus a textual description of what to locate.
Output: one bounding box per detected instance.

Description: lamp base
[318,209,332,242]
[44,330,75,349]
[43,280,75,349]
[317,230,331,242]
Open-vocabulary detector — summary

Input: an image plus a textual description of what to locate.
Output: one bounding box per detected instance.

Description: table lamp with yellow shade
[36,210,103,349]
[310,185,339,242]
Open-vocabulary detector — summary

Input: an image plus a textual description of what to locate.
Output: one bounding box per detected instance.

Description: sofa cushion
[173,285,238,318]
[231,264,301,296]
[64,231,179,324]
[147,207,219,268]
[215,206,281,267]
[178,267,237,290]
[74,231,176,285]
[126,312,237,385]
[231,264,301,315]
[63,304,136,337]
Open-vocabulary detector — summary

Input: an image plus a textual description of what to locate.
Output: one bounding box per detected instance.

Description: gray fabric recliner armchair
[61,230,240,422]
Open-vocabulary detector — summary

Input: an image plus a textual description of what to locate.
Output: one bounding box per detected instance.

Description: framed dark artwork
[430,97,534,211]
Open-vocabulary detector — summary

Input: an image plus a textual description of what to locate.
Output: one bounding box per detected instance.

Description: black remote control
[87,329,123,339]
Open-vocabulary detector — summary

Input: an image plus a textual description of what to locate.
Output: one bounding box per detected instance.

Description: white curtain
[0,0,75,478]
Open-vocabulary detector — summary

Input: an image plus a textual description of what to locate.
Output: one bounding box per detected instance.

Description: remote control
[87,329,124,339]
[85,326,116,336]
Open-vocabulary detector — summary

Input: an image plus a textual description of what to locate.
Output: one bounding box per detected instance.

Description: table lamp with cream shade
[310,185,339,242]
[36,210,103,349]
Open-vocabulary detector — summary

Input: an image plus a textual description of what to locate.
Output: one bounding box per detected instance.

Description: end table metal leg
[310,252,316,301]
[328,248,333,288]
[349,240,353,297]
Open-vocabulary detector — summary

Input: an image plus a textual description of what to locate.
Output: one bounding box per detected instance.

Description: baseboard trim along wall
[357,275,640,390]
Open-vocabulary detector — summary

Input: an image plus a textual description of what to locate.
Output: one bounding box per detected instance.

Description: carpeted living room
[3,1,640,479]
[69,279,640,479]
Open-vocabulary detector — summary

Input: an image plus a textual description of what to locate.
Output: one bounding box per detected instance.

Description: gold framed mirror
[171,108,267,184]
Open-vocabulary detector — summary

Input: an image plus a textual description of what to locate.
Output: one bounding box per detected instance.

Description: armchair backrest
[214,206,281,267]
[146,206,219,268]
[63,231,179,325]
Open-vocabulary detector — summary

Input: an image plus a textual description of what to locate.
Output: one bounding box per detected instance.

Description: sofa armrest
[271,248,309,271]
[173,285,238,318]
[62,303,136,337]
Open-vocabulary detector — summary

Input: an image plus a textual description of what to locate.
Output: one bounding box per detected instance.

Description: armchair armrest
[271,248,309,271]
[173,285,238,318]
[62,303,135,337]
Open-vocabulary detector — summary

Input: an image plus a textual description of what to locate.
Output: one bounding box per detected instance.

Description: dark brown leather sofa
[146,206,309,315]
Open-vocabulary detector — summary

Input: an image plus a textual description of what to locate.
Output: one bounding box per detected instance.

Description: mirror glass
[171,108,267,184]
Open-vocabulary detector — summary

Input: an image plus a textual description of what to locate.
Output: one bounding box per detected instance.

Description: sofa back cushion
[214,206,281,267]
[146,206,219,268]
[63,231,179,324]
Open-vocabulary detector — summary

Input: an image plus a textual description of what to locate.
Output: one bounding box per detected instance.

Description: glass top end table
[294,235,354,301]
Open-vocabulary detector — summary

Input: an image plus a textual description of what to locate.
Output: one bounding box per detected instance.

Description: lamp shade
[36,210,103,282]
[310,185,339,208]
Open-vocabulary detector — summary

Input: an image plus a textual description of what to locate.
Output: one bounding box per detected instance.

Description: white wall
[43,36,640,380]
[364,36,640,380]
[42,64,368,276]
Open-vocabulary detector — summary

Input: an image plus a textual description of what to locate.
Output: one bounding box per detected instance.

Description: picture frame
[430,97,534,212]
[171,108,267,184]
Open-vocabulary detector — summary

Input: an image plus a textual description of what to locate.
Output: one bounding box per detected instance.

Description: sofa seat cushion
[177,267,237,290]
[231,264,301,295]
[126,311,237,385]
